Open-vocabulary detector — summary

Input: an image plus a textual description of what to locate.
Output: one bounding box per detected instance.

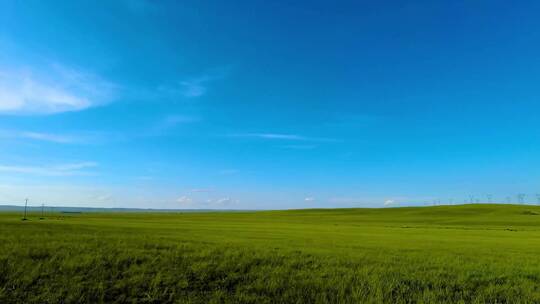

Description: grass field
[2,204,540,303]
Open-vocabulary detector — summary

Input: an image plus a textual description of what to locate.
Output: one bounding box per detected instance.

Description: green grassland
[2,204,540,303]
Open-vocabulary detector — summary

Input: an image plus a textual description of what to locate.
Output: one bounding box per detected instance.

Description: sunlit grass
[2,204,540,303]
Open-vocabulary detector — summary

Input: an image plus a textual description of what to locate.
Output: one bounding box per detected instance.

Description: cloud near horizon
[176,195,238,209]
[176,196,193,206]
[384,199,396,206]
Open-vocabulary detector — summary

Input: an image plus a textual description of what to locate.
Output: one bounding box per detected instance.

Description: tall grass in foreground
[1,204,540,303]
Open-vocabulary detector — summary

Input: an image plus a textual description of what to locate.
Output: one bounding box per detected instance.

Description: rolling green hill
[2,204,540,303]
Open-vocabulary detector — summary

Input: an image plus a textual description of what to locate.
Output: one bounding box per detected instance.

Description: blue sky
[1,0,540,209]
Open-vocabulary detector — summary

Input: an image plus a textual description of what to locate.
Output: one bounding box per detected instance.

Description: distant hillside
[0,205,235,213]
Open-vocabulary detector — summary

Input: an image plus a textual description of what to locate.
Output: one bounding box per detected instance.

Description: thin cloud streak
[218,169,239,175]
[156,68,231,100]
[176,195,238,209]
[280,144,318,150]
[228,133,340,143]
[154,115,199,130]
[0,130,80,144]
[180,79,207,98]
[190,188,213,193]
[0,129,112,144]
[0,162,98,176]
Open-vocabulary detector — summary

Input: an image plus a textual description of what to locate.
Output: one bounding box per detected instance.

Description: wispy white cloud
[176,196,193,206]
[281,144,318,150]
[0,64,115,115]
[54,162,97,171]
[247,133,306,140]
[0,162,98,176]
[180,79,207,98]
[190,188,213,193]
[0,129,82,144]
[94,194,114,203]
[0,129,112,144]
[18,131,75,143]
[142,114,200,137]
[218,169,239,175]
[177,68,231,98]
[215,197,232,205]
[229,133,339,143]
[154,114,199,131]
[304,197,315,202]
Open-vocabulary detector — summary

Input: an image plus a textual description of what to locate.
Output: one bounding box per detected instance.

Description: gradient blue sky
[1,0,539,209]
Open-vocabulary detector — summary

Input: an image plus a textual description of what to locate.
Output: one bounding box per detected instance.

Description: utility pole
[23,198,28,220]
[40,203,44,219]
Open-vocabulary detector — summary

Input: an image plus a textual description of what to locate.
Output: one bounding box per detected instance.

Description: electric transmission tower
[487,194,492,204]
[23,198,28,221]
[517,193,526,204]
